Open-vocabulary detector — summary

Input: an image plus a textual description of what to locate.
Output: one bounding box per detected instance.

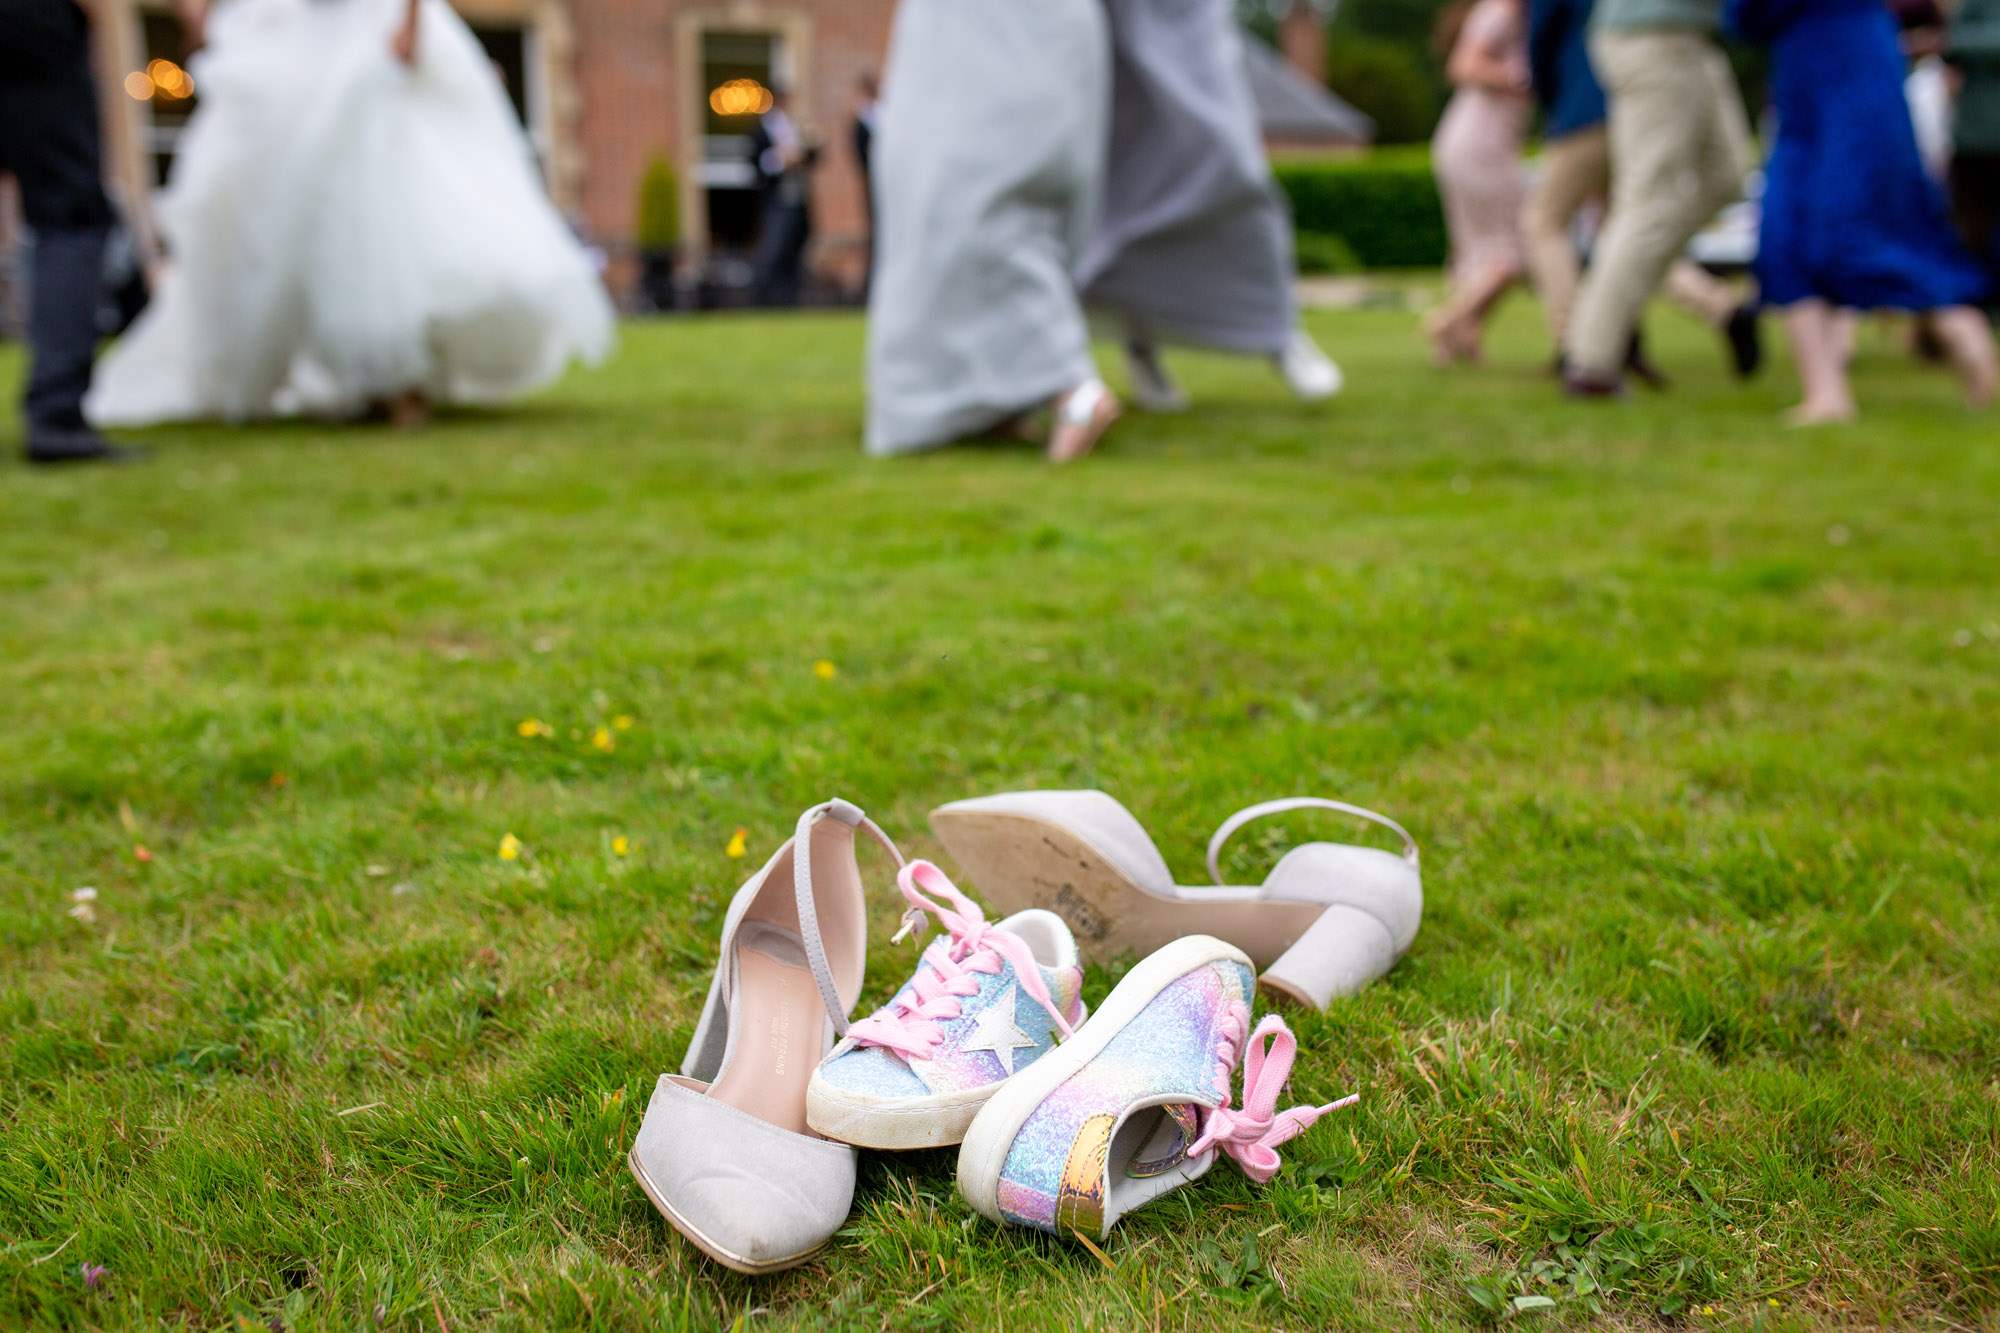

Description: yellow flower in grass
[612,836,630,856]
[725,827,748,858]
[813,659,837,680]
[518,718,553,739]
[591,727,614,753]
[613,715,635,731]
[498,833,522,861]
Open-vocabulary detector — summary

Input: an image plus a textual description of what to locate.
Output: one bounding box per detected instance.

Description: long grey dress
[1076,0,1295,356]
[864,0,1111,456]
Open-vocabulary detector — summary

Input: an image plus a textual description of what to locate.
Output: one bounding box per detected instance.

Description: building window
[700,30,783,256]
[131,8,198,186]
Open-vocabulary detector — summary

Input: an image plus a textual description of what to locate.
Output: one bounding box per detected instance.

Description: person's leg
[23,224,108,431]
[1779,299,1857,424]
[1121,320,1190,412]
[1568,32,1729,381]
[0,1,129,458]
[1659,260,1736,326]
[1691,40,1755,219]
[1661,255,1762,376]
[1521,128,1608,350]
[1425,255,1522,363]
[1931,304,2000,407]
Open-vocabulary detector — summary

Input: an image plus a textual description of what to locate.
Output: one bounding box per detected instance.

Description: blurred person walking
[1728,0,1996,422]
[1520,0,1760,378]
[1949,0,2000,292]
[865,0,1118,462]
[851,72,879,297]
[0,0,138,462]
[85,0,613,429]
[749,83,815,307]
[1562,0,1751,395]
[1426,0,1532,366]
[1076,0,1342,413]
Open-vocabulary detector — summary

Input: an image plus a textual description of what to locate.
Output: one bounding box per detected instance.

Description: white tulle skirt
[87,0,615,426]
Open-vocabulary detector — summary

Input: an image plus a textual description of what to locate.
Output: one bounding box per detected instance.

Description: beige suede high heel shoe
[629,799,903,1274]
[929,791,1420,1011]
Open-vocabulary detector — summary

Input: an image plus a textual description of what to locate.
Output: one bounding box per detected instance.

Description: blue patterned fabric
[1729,0,1991,309]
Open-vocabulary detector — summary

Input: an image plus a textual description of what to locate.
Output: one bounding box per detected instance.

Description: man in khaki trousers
[1523,0,1760,378]
[1562,0,1754,393]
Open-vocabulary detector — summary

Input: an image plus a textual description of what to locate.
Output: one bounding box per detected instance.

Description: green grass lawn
[2,298,1997,1331]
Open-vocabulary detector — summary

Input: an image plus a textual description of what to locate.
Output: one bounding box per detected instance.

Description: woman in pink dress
[1426,0,1532,365]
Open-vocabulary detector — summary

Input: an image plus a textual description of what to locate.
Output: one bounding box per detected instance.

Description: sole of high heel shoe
[928,808,1324,969]
[628,1147,826,1275]
[956,934,1245,1228]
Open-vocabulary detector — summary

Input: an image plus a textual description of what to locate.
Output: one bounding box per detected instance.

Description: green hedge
[1276,151,1447,270]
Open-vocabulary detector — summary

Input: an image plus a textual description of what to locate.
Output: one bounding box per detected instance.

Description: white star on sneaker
[960,981,1038,1075]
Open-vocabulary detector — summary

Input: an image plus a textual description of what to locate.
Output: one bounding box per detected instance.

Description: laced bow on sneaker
[845,861,1077,1063]
[1185,1008,1357,1183]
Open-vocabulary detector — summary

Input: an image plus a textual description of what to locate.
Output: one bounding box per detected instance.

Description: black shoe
[25,426,147,465]
[1725,302,1763,379]
[1563,367,1626,399]
[1625,331,1670,391]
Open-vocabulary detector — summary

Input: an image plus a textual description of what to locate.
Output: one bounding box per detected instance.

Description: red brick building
[82,0,1354,305]
[94,0,898,299]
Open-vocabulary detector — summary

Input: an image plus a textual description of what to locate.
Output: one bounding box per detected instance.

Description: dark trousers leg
[24,225,107,431]
[0,0,115,435]
[751,201,807,306]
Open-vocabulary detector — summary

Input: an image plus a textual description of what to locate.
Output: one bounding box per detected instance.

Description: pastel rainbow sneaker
[805,861,1086,1150]
[957,935,1355,1239]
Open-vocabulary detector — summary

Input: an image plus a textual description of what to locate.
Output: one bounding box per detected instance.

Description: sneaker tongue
[1124,1104,1200,1179]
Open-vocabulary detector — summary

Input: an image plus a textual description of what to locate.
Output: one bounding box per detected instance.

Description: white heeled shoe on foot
[929,790,1420,1010]
[629,798,903,1273]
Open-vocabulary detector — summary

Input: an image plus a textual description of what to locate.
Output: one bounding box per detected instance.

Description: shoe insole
[932,810,1323,966]
[707,926,827,1136]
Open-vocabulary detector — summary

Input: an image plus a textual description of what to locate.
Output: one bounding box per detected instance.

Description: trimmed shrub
[635,154,681,254]
[1294,230,1364,275]
[1276,151,1446,270]
[1324,35,1441,145]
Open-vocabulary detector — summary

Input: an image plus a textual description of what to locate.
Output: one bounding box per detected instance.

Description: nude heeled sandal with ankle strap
[928,791,1421,1011]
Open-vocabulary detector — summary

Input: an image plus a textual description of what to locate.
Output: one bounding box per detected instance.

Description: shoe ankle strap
[792,798,906,1037]
[1204,797,1418,887]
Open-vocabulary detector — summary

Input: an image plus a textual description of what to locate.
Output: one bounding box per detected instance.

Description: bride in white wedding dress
[86,0,615,427]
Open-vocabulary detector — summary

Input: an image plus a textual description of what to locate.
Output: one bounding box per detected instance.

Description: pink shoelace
[1185,1006,1358,1183]
[844,861,1077,1062]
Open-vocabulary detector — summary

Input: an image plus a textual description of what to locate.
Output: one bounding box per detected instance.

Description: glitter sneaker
[805,860,1087,1150]
[956,934,1355,1239]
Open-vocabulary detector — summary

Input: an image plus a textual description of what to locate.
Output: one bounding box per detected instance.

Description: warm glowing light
[124,70,156,99]
[145,57,193,98]
[708,77,773,117]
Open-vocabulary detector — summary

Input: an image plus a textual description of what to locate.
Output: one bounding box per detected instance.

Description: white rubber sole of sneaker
[804,998,1093,1150]
[955,934,1250,1225]
[804,1072,1003,1151]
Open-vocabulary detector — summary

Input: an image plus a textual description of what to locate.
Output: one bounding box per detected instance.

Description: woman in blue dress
[1728,0,1998,422]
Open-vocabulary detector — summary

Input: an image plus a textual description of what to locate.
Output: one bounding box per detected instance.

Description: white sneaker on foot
[1123,338,1191,413]
[1275,328,1344,401]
